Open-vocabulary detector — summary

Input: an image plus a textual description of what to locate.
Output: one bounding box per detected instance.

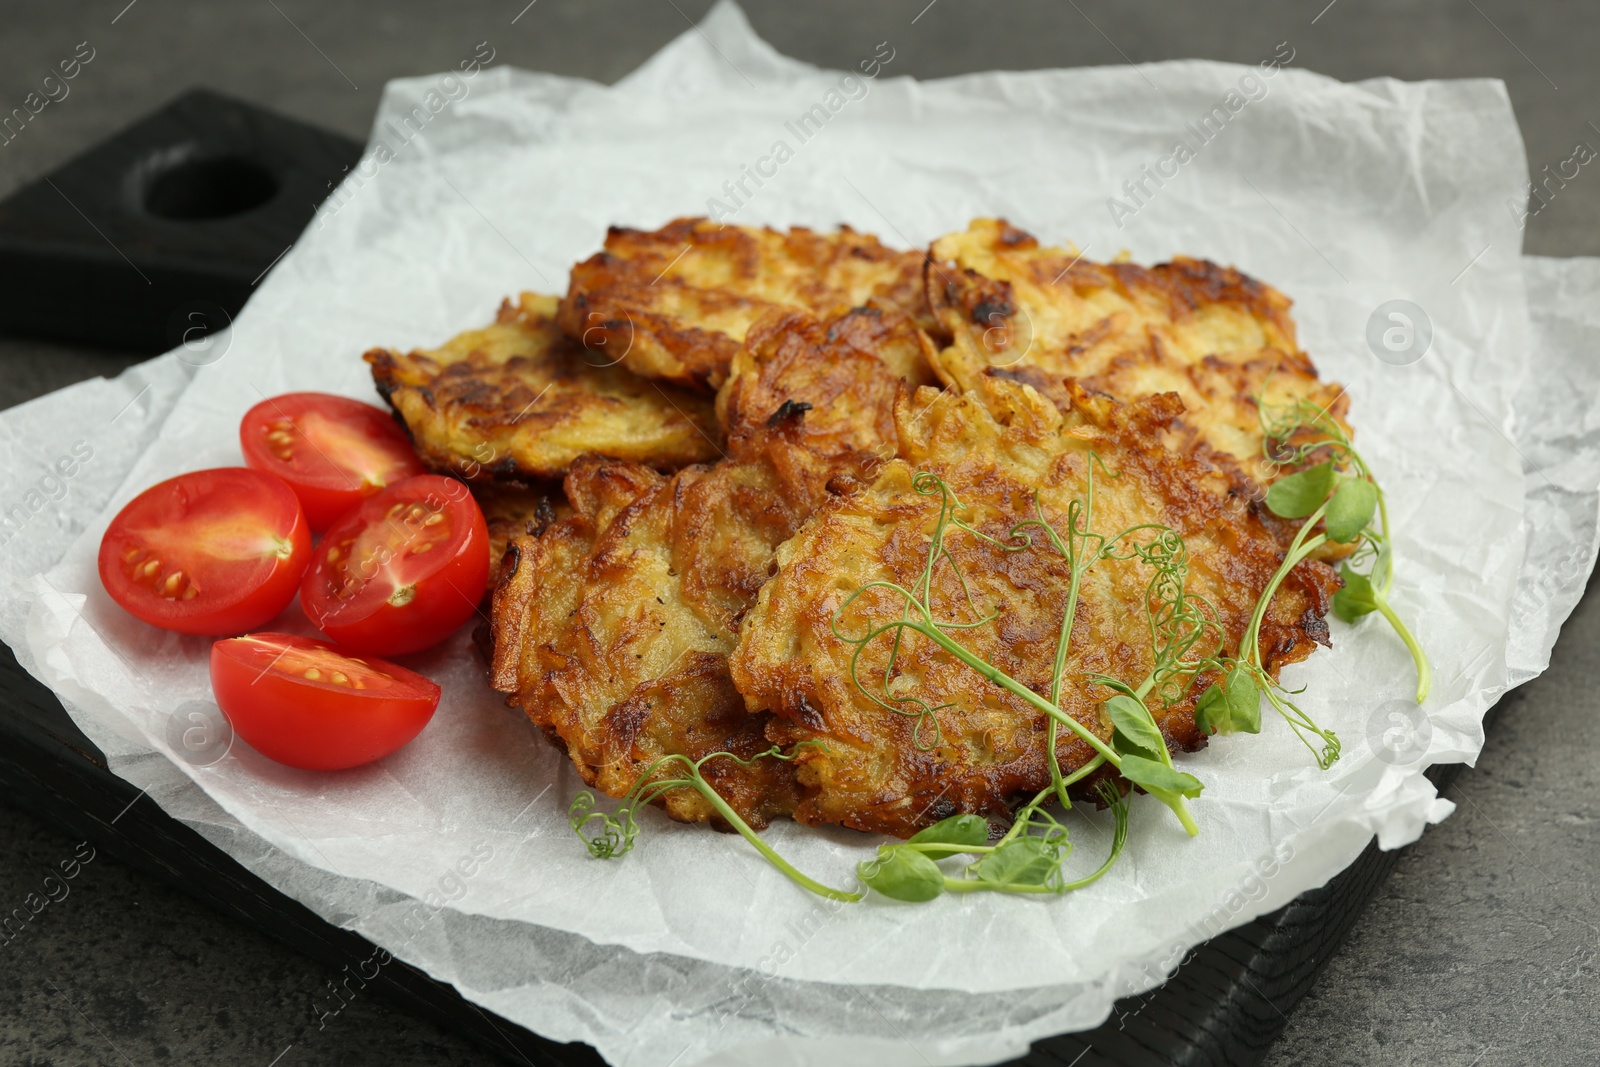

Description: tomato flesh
[301,475,489,655]
[98,468,310,635]
[240,392,424,531]
[211,633,440,770]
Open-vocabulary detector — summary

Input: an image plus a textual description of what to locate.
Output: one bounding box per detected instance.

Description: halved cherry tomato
[211,633,440,770]
[98,468,310,635]
[240,392,425,531]
[300,475,489,655]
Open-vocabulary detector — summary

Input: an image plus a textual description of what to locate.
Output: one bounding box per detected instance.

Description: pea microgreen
[1194,662,1263,736]
[904,813,990,858]
[858,781,1132,901]
[1332,562,1376,621]
[1256,395,1431,704]
[858,845,945,902]
[1264,461,1336,518]
[569,743,861,903]
[1108,693,1167,761]
[1323,477,1378,543]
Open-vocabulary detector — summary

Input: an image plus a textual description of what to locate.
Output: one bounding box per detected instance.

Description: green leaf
[858,846,945,901]
[1195,666,1262,736]
[1332,563,1379,623]
[970,836,1060,888]
[1118,754,1204,799]
[906,814,990,859]
[1193,683,1227,735]
[1324,478,1378,542]
[1106,694,1165,761]
[1265,461,1336,519]
[1223,663,1262,734]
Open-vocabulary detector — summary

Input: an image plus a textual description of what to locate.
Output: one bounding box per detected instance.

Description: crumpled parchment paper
[2,5,1595,1065]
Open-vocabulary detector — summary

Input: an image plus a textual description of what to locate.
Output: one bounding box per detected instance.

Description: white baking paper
[3,5,1595,1064]
[1505,255,1600,685]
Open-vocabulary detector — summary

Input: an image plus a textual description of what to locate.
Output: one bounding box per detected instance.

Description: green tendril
[569,743,862,903]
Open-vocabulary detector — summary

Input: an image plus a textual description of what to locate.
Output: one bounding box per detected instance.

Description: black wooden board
[0,88,363,351]
[0,638,1460,1067]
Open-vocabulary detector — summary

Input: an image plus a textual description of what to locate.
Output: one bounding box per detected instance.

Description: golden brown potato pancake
[729,377,1338,839]
[557,217,938,391]
[490,455,804,827]
[926,219,1349,486]
[365,292,721,483]
[490,306,936,828]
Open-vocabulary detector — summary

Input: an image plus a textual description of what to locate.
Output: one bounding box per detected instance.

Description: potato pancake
[926,219,1348,486]
[729,377,1338,839]
[557,217,938,390]
[490,306,935,828]
[365,292,721,483]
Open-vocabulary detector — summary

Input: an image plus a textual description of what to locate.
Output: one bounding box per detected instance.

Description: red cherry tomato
[210,633,440,770]
[239,392,425,531]
[98,468,310,635]
[300,475,489,655]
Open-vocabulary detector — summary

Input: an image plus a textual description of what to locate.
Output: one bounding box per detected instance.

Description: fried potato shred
[926,218,1349,484]
[366,292,721,483]
[557,217,938,390]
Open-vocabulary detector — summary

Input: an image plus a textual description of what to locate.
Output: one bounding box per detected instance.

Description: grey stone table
[1,2,1595,1065]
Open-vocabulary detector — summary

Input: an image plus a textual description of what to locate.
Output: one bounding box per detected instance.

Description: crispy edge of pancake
[729,376,1337,837]
[925,218,1349,491]
[556,217,941,391]
[365,292,722,484]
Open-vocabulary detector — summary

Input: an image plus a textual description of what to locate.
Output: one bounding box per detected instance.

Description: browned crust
[366,293,721,483]
[557,217,942,390]
[925,218,1349,498]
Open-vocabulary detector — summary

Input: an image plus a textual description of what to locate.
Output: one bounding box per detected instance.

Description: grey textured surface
[0,2,1596,1065]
